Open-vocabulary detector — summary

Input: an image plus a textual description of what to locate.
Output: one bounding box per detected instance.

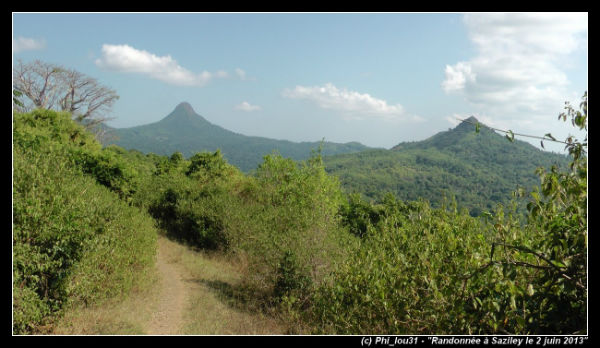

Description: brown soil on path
[51,235,287,335]
[146,235,287,335]
[146,236,188,335]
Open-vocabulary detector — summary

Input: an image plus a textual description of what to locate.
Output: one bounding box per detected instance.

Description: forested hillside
[324,117,570,216]
[102,102,372,172]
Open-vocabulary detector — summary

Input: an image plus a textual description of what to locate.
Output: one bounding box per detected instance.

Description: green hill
[102,102,372,172]
[323,117,570,216]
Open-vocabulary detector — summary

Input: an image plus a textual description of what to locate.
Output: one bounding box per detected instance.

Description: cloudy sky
[13,13,587,153]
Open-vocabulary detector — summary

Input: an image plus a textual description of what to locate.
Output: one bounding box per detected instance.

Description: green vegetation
[144,147,353,309]
[309,93,587,334]
[13,88,586,335]
[102,102,372,172]
[324,117,570,216]
[13,109,156,334]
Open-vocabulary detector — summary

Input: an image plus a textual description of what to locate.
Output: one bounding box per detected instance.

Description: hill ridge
[324,118,569,216]
[102,103,373,172]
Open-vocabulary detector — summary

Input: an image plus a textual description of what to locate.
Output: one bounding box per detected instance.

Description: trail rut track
[146,238,188,335]
[145,235,286,335]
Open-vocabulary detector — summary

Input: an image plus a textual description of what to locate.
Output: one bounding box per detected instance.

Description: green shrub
[274,250,313,300]
[147,151,240,251]
[339,193,385,238]
[307,93,587,335]
[310,200,487,334]
[69,147,139,200]
[13,110,157,334]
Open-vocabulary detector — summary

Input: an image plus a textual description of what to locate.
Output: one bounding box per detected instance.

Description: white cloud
[235,68,247,80]
[235,101,261,112]
[442,13,587,150]
[442,62,475,92]
[282,83,420,122]
[95,44,228,87]
[13,37,45,53]
[443,13,587,111]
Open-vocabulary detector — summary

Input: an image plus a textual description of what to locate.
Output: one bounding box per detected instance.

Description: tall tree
[13,59,119,131]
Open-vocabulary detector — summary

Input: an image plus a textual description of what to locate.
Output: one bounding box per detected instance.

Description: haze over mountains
[102,102,373,172]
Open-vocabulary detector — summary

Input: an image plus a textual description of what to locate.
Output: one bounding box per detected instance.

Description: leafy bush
[186,149,229,178]
[274,250,313,300]
[310,200,488,334]
[13,110,157,334]
[228,151,352,307]
[339,193,385,238]
[147,150,241,251]
[461,92,587,334]
[69,147,139,200]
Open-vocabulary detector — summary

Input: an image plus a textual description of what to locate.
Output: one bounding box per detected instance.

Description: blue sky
[13,13,587,153]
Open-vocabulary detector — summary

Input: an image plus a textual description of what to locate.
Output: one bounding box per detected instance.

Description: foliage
[13,88,25,112]
[310,199,490,334]
[13,110,156,334]
[186,149,230,178]
[14,109,140,201]
[69,146,140,201]
[236,151,350,303]
[339,193,385,238]
[467,91,588,334]
[146,149,242,250]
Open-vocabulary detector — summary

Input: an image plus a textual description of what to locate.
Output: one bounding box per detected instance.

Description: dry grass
[50,234,288,335]
[162,236,287,335]
[50,266,161,335]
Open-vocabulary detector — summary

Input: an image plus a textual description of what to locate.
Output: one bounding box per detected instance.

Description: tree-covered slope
[102,102,372,172]
[324,117,570,215]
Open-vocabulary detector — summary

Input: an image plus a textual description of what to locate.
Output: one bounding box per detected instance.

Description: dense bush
[69,147,140,200]
[339,193,385,238]
[147,150,241,250]
[232,151,353,304]
[310,199,489,334]
[146,149,353,307]
[13,110,157,334]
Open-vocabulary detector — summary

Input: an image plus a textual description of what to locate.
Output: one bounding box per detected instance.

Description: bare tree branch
[13,59,119,136]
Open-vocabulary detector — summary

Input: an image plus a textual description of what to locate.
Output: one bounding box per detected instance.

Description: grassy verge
[156,235,287,335]
[50,268,160,335]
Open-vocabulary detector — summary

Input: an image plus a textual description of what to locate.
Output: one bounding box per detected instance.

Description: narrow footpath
[146,237,188,335]
[145,236,285,335]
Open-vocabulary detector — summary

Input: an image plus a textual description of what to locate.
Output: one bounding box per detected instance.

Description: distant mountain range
[101,104,570,215]
[101,102,373,172]
[323,116,570,215]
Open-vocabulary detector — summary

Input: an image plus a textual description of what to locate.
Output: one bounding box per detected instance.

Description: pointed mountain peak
[463,115,479,124]
[160,102,210,127]
[454,115,487,132]
[174,102,195,115]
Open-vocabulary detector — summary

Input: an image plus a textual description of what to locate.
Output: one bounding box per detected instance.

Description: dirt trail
[145,236,285,335]
[146,238,187,335]
[51,235,284,335]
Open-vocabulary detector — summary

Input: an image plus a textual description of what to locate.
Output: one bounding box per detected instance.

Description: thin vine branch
[456,117,570,145]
